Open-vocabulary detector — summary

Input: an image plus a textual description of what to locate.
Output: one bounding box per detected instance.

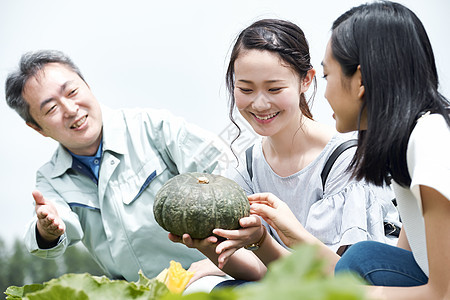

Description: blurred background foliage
[0,236,104,299]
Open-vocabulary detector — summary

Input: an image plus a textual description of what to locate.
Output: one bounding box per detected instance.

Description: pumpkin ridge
[181,180,194,236]
[161,190,173,234]
[211,181,218,233]
[154,189,167,231]
[235,184,247,224]
[181,184,188,238]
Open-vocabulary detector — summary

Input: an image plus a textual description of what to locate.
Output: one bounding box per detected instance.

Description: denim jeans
[212,279,251,291]
[335,240,428,287]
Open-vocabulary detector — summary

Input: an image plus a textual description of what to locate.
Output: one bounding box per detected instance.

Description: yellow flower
[156,260,194,294]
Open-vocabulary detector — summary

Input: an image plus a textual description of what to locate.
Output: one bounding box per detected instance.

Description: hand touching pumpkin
[213,215,264,269]
[248,193,314,248]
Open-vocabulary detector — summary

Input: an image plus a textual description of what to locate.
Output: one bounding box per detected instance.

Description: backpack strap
[320,139,400,238]
[321,139,358,191]
[245,145,255,180]
[246,140,359,189]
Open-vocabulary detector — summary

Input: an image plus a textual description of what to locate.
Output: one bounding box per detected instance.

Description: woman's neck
[262,118,335,177]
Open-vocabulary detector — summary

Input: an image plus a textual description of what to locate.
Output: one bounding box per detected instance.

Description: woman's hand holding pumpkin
[212,215,264,269]
[248,193,313,248]
[168,233,218,254]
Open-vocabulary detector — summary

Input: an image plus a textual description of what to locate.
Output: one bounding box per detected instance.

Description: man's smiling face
[23,63,103,156]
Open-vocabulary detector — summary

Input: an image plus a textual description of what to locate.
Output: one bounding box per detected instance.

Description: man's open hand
[33,190,65,244]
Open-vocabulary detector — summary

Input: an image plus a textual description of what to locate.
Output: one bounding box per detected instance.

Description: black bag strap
[246,140,359,186]
[320,139,358,191]
[319,139,400,238]
[245,145,255,180]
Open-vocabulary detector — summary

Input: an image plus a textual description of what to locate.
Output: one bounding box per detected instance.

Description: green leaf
[5,284,44,299]
[235,244,366,300]
[136,270,152,287]
[263,244,327,284]
[161,289,238,300]
[25,285,89,300]
[6,272,169,300]
[5,285,26,298]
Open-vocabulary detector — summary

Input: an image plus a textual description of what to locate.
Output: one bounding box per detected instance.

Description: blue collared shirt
[69,141,103,184]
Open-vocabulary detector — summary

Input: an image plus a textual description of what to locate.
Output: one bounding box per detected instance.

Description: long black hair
[331,1,450,187]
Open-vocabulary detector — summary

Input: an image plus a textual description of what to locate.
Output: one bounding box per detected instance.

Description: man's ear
[301,68,316,93]
[26,121,48,137]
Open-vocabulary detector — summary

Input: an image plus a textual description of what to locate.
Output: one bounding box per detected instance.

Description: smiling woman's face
[322,40,366,133]
[233,49,312,138]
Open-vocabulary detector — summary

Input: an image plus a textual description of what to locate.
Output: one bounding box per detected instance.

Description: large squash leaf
[5,272,168,300]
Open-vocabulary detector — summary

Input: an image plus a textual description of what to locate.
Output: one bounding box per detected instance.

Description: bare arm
[213,215,291,268]
[248,193,341,274]
[366,185,450,300]
[396,227,411,251]
[184,259,226,288]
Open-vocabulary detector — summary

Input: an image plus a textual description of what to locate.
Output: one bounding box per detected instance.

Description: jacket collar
[50,105,128,178]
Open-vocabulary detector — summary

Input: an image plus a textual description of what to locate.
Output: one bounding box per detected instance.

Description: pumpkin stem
[197,176,210,184]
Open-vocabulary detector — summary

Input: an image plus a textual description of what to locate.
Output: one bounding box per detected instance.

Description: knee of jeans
[335,254,355,274]
[335,241,375,275]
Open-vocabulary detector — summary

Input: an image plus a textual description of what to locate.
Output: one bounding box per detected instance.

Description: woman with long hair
[325,2,450,299]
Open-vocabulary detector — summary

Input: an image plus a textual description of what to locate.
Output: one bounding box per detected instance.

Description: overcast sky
[1,0,449,246]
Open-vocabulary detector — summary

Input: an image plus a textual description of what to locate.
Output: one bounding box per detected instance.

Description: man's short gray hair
[5,50,85,128]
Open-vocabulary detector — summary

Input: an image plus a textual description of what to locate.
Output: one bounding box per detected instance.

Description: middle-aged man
[5,50,230,284]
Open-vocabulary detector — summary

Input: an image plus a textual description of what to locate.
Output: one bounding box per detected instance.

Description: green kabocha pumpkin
[153,172,250,239]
